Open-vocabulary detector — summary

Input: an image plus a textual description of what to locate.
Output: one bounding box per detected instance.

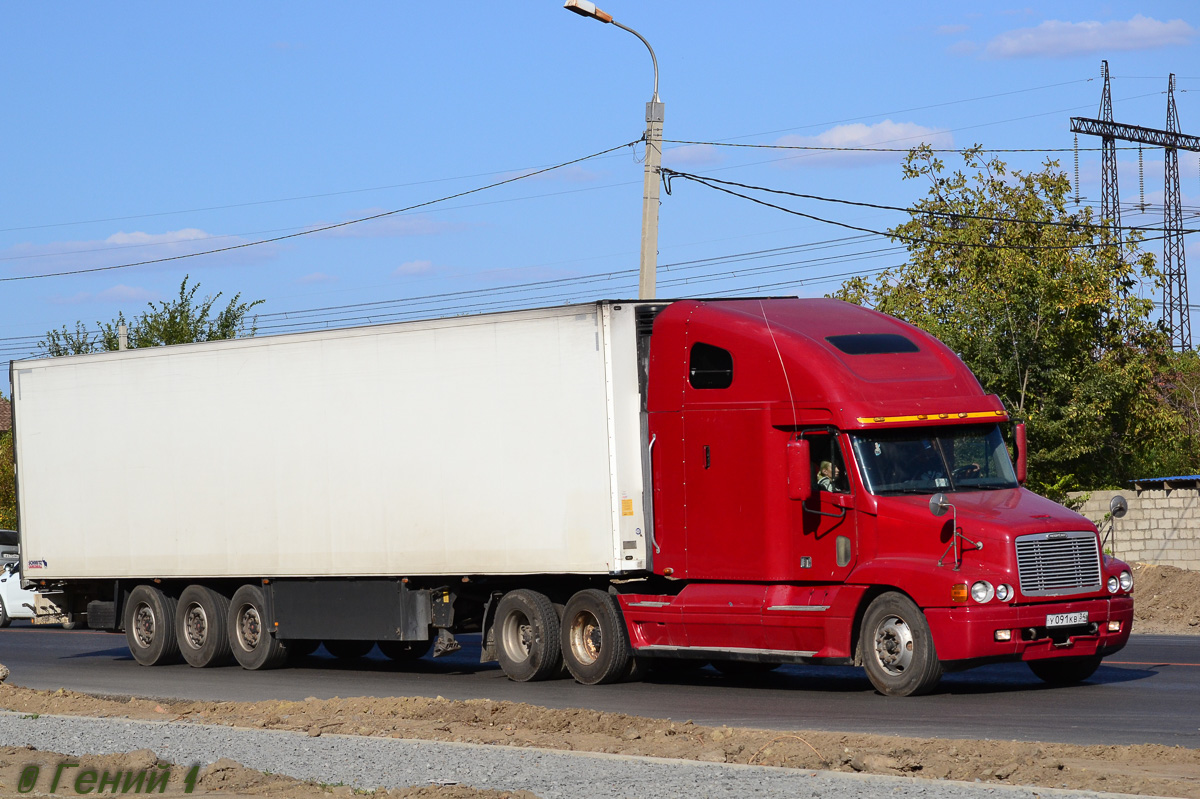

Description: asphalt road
[1,622,1196,748]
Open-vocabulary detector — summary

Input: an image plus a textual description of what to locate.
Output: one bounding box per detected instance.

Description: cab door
[795,428,857,582]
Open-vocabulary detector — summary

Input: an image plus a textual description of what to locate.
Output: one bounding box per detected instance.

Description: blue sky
[1,2,1197,374]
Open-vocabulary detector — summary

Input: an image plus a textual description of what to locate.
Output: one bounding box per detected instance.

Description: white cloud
[0,227,276,277]
[394,260,434,276]
[984,15,1195,58]
[773,120,954,168]
[663,144,725,168]
[297,272,336,285]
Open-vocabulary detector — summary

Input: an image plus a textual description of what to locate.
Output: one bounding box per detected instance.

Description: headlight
[1107,576,1118,593]
[995,584,1012,602]
[970,580,995,603]
[1119,570,1133,592]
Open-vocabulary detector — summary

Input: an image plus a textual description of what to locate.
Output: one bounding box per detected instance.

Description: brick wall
[1072,489,1200,570]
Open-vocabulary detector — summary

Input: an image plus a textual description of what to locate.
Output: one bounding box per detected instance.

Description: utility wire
[664,140,1145,154]
[0,140,639,284]
[660,169,1200,235]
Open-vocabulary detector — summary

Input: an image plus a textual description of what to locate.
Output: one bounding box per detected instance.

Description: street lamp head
[563,0,612,23]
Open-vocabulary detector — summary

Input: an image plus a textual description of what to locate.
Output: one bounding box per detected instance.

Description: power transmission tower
[1163,74,1191,351]
[1072,63,1200,351]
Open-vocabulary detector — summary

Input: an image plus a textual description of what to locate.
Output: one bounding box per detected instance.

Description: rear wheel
[124,585,181,666]
[176,585,232,668]
[378,638,433,662]
[227,584,288,670]
[495,589,562,682]
[324,640,375,659]
[860,592,942,697]
[0,596,10,628]
[560,589,633,685]
[1028,655,1102,685]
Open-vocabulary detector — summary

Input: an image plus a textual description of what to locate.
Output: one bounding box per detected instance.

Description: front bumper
[925,595,1133,663]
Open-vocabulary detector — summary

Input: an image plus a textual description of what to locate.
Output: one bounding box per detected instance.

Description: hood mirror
[1109,495,1128,519]
[929,492,951,517]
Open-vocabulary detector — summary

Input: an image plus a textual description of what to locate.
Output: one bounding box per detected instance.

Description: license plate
[1046,611,1088,627]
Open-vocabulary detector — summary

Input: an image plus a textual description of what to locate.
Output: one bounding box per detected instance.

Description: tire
[1028,655,1102,686]
[860,592,942,697]
[227,584,288,670]
[124,585,181,666]
[378,639,432,662]
[0,596,10,628]
[176,585,233,668]
[712,660,780,678]
[559,589,633,685]
[324,640,375,659]
[495,589,562,682]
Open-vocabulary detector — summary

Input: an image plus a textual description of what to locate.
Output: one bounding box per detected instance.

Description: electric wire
[0,140,639,283]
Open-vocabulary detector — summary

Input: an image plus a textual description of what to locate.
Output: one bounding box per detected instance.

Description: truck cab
[620,298,1133,695]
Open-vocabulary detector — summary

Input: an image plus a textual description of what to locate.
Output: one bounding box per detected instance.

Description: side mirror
[786,439,812,502]
[1109,494,1128,519]
[1014,422,1027,485]
[929,492,951,517]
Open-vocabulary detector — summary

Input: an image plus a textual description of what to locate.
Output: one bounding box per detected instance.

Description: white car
[0,559,37,626]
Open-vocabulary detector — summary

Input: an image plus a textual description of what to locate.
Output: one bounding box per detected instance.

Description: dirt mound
[1132,563,1200,634]
[2,683,1200,797]
[0,746,538,797]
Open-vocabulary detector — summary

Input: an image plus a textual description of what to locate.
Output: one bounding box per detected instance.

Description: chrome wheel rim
[500,610,533,664]
[132,602,155,649]
[872,615,914,675]
[183,603,208,650]
[236,605,261,651]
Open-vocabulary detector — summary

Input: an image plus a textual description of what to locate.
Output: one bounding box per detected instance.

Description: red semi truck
[12,298,1133,696]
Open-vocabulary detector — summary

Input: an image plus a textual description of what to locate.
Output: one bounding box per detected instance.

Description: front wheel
[0,595,10,628]
[1028,655,1102,685]
[227,584,288,670]
[559,589,633,685]
[860,592,942,697]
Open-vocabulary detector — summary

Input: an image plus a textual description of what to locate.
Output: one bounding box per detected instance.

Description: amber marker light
[951,584,969,603]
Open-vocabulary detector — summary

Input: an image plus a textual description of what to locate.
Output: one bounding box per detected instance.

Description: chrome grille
[1015,531,1102,597]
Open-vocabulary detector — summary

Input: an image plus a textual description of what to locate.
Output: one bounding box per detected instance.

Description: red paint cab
[621,298,1133,696]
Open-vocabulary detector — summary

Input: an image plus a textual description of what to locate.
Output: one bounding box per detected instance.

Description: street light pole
[564,1,662,299]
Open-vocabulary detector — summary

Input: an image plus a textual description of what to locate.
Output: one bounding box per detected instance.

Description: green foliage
[833,146,1175,493]
[0,430,14,530]
[39,276,263,357]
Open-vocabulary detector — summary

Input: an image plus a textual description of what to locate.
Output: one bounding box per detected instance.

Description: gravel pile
[0,712,1141,799]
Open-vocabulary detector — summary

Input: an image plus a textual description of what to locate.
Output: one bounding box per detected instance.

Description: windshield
[849,424,1018,495]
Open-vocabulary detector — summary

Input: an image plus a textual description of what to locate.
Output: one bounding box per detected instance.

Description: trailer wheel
[176,585,233,668]
[1028,655,1102,686]
[227,584,288,670]
[124,585,181,666]
[0,595,10,628]
[860,592,942,697]
[324,640,375,659]
[560,589,633,685]
[378,639,432,662]
[495,589,562,682]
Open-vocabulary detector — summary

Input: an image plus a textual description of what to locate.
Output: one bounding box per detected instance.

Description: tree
[833,146,1175,494]
[40,276,263,357]
[0,393,14,530]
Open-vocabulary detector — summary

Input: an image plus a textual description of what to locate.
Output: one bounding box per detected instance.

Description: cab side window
[688,342,733,389]
[804,431,849,494]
